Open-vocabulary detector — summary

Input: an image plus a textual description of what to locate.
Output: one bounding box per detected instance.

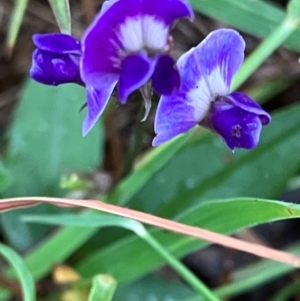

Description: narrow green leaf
[190,0,300,52]
[0,243,35,301]
[23,213,217,300]
[48,0,71,34]
[0,161,10,193]
[88,275,117,301]
[231,17,296,90]
[115,242,300,301]
[114,275,193,301]
[22,213,145,235]
[10,104,300,291]
[126,104,300,219]
[287,0,300,23]
[21,226,96,283]
[14,132,193,280]
[6,0,29,53]
[76,198,300,283]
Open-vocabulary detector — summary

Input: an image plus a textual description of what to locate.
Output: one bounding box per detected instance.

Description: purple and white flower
[153,29,271,150]
[81,0,194,135]
[30,33,82,86]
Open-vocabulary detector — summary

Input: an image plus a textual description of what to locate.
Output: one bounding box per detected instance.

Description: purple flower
[30,33,82,86]
[80,0,194,135]
[153,29,271,150]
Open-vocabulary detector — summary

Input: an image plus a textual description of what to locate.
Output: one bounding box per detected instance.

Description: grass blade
[48,0,71,34]
[0,243,35,301]
[5,0,29,55]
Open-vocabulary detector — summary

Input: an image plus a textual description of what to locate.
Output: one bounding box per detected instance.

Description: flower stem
[142,231,220,301]
[231,17,297,91]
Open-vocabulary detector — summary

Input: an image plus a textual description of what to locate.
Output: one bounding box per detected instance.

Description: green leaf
[22,213,145,235]
[15,133,192,279]
[0,243,35,301]
[189,0,300,52]
[115,242,300,301]
[88,275,117,301]
[126,104,300,218]
[15,103,300,287]
[21,212,247,300]
[48,0,71,34]
[0,161,10,194]
[22,208,300,299]
[76,198,300,283]
[95,99,300,284]
[1,80,103,250]
[18,226,97,284]
[114,275,193,301]
[6,0,29,53]
[287,0,300,23]
[7,81,102,186]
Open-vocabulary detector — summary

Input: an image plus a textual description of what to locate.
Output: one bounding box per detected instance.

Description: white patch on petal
[187,83,211,122]
[186,68,229,122]
[142,15,169,51]
[119,15,169,52]
[203,67,229,97]
[119,17,143,52]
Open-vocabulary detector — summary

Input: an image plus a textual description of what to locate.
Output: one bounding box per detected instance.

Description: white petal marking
[119,15,169,52]
[186,68,229,122]
[142,15,169,51]
[187,81,211,122]
[203,67,229,97]
[119,17,143,52]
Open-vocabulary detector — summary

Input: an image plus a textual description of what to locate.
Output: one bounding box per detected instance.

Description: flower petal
[152,54,180,95]
[142,0,194,23]
[153,92,206,146]
[29,49,82,85]
[99,0,119,17]
[118,52,155,103]
[81,0,193,87]
[119,15,169,53]
[177,29,245,98]
[81,4,123,87]
[83,80,118,136]
[227,92,271,125]
[33,33,81,54]
[210,102,263,150]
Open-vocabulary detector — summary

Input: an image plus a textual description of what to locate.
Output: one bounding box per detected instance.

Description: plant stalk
[142,231,220,301]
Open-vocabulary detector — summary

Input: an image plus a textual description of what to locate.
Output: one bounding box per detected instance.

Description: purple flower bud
[153,29,271,150]
[29,33,82,86]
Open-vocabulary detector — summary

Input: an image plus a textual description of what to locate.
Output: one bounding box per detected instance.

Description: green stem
[142,231,220,301]
[231,17,297,91]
